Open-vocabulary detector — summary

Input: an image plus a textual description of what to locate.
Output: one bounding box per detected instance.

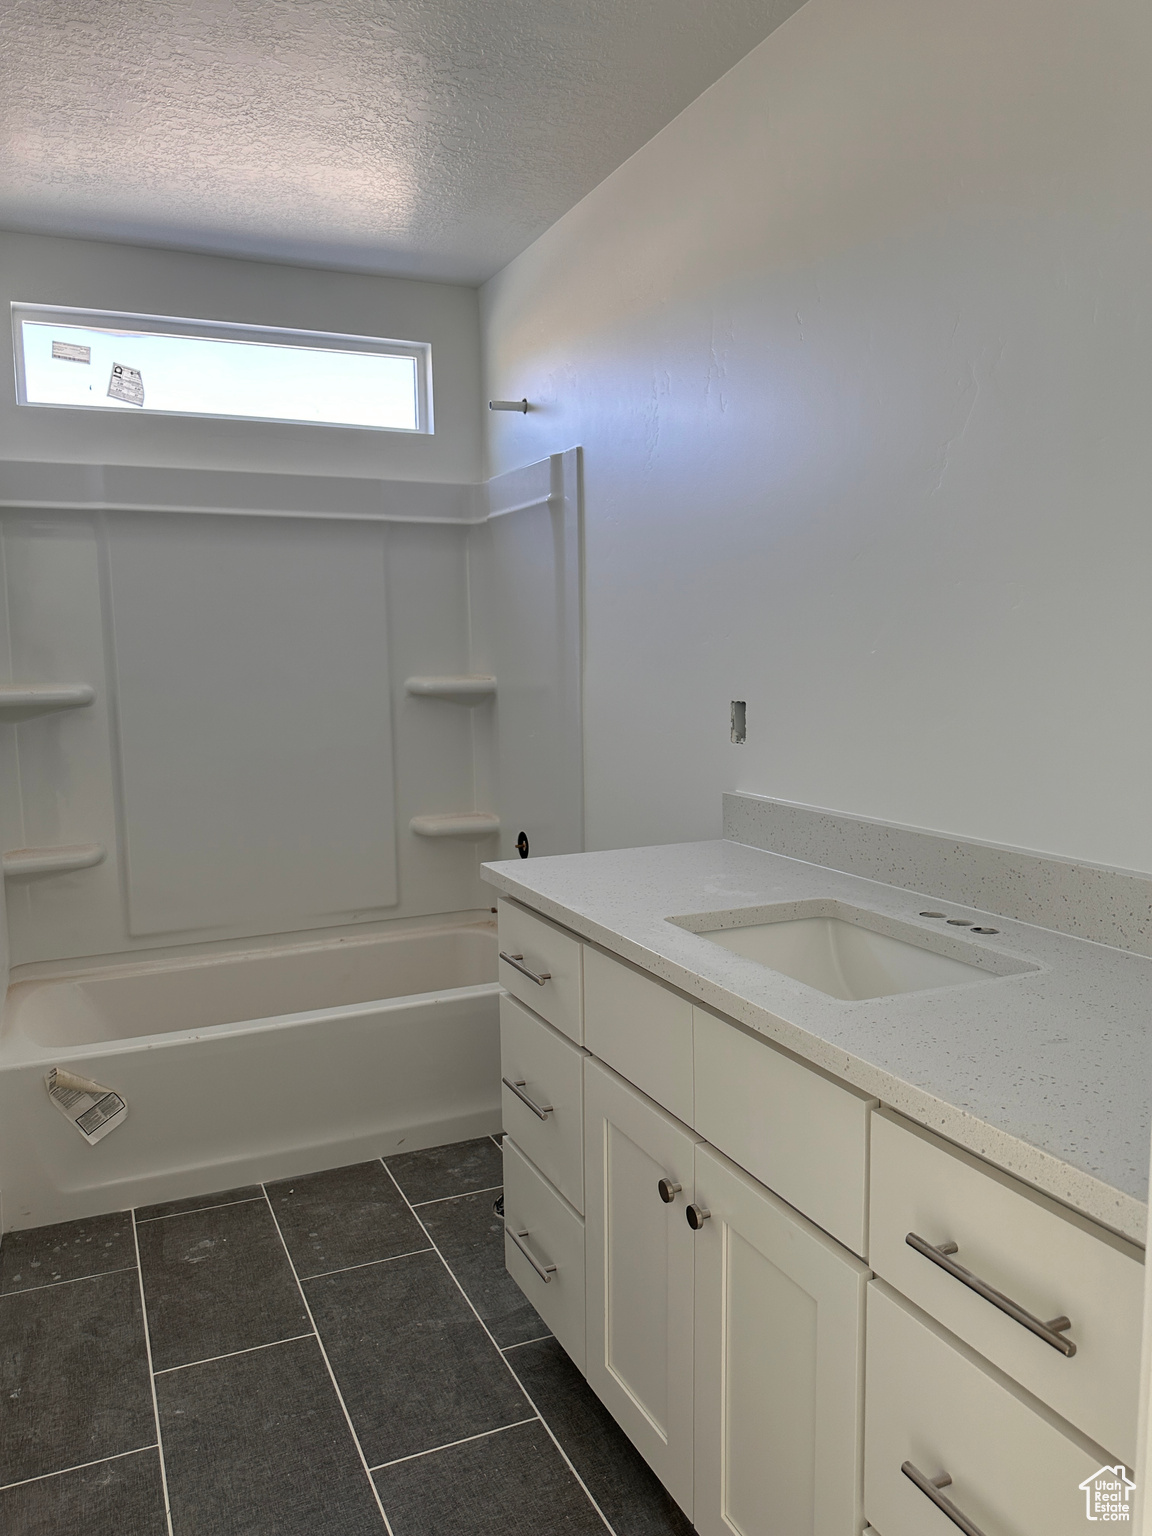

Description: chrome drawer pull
[500,951,552,986]
[501,1076,554,1120]
[906,1232,1076,1357]
[658,1178,682,1203]
[902,1462,987,1536]
[506,1225,557,1282]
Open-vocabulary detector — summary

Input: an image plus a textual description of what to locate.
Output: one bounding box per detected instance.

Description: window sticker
[51,339,91,363]
[107,361,145,406]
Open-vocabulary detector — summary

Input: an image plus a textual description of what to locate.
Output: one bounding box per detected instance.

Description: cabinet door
[584,1059,698,1517]
[692,1143,868,1536]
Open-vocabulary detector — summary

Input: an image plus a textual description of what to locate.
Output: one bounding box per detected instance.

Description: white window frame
[11,302,434,433]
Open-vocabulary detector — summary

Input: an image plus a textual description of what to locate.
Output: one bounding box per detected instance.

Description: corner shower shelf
[0,684,95,720]
[409,813,501,841]
[404,675,497,706]
[3,843,107,877]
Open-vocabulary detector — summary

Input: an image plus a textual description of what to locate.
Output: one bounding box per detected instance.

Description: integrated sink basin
[667,900,1037,1002]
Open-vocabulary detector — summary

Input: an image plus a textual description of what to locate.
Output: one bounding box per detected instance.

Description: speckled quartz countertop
[483,839,1152,1245]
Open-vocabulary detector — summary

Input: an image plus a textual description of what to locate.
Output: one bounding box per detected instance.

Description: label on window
[108,362,145,405]
[52,340,91,363]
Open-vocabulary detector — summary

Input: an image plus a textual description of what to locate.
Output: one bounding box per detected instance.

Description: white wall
[481,0,1152,871]
[0,230,482,484]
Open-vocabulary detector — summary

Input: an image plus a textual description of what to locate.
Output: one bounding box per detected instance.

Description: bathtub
[0,919,500,1230]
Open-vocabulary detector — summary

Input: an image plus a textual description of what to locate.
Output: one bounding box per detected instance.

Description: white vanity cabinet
[495,893,1140,1536]
[584,1059,699,1514]
[497,899,589,1371]
[583,1057,868,1535]
[692,1142,869,1536]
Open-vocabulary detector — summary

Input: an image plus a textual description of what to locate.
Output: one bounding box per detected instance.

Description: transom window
[12,304,431,432]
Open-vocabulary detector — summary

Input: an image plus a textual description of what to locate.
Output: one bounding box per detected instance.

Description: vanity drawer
[498,900,583,1044]
[583,946,693,1122]
[503,1136,585,1371]
[500,992,586,1212]
[693,1007,874,1257]
[865,1282,1119,1536]
[869,1109,1142,1463]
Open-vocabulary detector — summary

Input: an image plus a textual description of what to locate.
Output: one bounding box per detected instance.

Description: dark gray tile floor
[419,1187,547,1347]
[0,1134,695,1535]
[267,1161,426,1279]
[0,1209,137,1295]
[137,1198,311,1373]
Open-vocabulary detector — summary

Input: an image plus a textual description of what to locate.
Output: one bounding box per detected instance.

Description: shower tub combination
[0,919,500,1230]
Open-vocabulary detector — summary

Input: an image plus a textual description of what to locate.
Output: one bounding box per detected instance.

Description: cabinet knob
[657,1178,682,1203]
[686,1203,711,1230]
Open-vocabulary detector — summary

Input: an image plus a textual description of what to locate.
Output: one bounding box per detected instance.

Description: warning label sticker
[52,340,91,364]
[46,1067,129,1144]
[108,362,145,406]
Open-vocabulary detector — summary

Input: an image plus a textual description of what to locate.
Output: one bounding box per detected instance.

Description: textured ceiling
[0,0,805,284]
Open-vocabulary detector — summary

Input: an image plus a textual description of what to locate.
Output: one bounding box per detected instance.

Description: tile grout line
[0,1442,158,1494]
[130,1211,175,1536]
[297,1246,434,1283]
[135,1196,265,1225]
[377,1159,619,1536]
[0,1263,138,1299]
[152,1332,316,1377]
[501,1333,554,1352]
[260,1185,396,1536]
[410,1183,504,1209]
[368,1415,540,1473]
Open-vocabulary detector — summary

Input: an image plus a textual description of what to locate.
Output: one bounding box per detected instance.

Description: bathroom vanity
[483,834,1148,1536]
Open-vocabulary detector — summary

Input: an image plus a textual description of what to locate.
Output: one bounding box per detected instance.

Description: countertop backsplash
[724,793,1152,959]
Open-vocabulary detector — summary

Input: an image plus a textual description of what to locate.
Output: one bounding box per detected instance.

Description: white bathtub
[0,920,500,1230]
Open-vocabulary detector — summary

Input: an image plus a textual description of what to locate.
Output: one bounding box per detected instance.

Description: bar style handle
[500,951,552,986]
[902,1462,987,1536]
[906,1232,1076,1356]
[506,1226,557,1282]
[501,1076,554,1120]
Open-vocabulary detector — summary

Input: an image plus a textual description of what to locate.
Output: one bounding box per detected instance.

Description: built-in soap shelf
[406,679,499,837]
[0,684,95,721]
[404,675,496,706]
[3,843,107,877]
[410,813,500,841]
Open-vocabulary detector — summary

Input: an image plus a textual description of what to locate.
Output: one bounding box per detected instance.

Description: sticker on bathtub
[45,1067,128,1144]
